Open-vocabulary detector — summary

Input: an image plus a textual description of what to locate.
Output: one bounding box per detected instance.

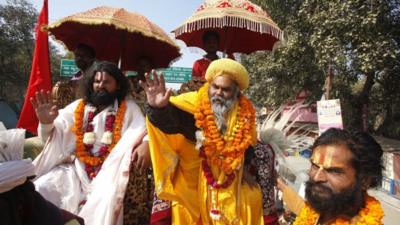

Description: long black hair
[81,61,131,104]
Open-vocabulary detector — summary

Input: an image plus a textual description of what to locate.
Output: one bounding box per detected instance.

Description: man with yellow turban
[141,58,264,225]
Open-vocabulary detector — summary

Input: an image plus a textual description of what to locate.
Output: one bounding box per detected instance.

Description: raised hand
[30,90,58,124]
[139,70,172,108]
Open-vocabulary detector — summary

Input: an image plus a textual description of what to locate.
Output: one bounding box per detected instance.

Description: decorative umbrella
[47,6,181,71]
[173,0,283,54]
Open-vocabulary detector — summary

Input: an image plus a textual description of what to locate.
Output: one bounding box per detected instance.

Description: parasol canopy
[173,0,283,54]
[47,6,181,71]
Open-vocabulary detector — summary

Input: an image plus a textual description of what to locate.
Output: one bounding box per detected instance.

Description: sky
[1,0,206,68]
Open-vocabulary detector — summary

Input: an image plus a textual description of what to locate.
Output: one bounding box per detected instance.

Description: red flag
[17,0,51,135]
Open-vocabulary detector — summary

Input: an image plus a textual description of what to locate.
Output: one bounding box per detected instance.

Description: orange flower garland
[72,100,126,167]
[194,83,256,175]
[293,193,384,225]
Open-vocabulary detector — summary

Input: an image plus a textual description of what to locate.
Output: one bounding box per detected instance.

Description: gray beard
[211,95,237,134]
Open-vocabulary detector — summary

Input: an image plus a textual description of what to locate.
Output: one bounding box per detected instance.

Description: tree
[0,0,37,107]
[0,0,63,113]
[245,0,400,137]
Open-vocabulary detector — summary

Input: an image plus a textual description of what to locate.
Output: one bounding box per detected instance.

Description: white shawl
[33,98,146,225]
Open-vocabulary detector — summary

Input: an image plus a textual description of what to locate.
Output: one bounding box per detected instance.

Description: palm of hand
[35,103,57,124]
[140,71,171,108]
[31,90,58,124]
[146,85,168,107]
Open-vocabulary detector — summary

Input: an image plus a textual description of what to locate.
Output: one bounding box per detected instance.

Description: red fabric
[264,214,279,225]
[17,0,51,135]
[150,208,171,225]
[177,27,280,55]
[192,58,211,79]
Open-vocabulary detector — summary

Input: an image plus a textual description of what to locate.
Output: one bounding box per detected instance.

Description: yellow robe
[147,91,264,225]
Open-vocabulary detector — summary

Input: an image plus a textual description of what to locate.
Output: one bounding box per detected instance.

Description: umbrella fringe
[174,16,284,41]
[47,6,181,70]
[49,18,180,51]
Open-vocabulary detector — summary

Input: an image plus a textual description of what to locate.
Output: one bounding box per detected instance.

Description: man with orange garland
[31,61,151,225]
[279,128,384,225]
[142,58,264,225]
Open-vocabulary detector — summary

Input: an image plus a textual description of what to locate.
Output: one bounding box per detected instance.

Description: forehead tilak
[311,145,335,168]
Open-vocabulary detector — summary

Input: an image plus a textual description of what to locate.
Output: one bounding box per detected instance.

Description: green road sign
[159,67,192,83]
[60,59,79,77]
[126,67,192,83]
[125,71,138,77]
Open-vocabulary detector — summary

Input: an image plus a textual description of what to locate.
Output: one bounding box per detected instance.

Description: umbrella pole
[118,33,126,69]
[223,26,228,58]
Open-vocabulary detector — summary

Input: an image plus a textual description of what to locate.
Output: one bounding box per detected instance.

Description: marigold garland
[194,83,256,175]
[72,100,126,167]
[293,193,384,225]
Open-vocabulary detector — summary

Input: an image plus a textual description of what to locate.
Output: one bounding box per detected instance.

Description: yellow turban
[205,58,249,90]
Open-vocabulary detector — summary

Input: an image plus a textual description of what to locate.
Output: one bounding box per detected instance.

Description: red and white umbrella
[173,0,283,55]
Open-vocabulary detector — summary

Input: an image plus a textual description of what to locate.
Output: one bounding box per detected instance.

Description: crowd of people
[0,28,387,225]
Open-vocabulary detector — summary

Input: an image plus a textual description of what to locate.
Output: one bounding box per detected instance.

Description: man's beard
[210,95,237,134]
[89,90,117,107]
[305,179,363,218]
